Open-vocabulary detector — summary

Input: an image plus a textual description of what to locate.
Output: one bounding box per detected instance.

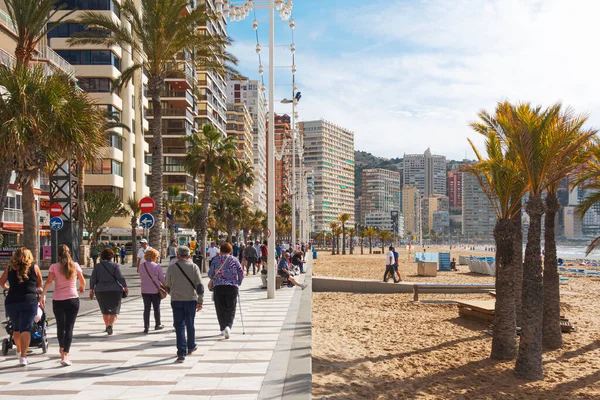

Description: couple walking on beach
[384,246,403,283]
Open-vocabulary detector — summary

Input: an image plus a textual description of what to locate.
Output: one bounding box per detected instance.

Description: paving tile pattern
[0,273,305,400]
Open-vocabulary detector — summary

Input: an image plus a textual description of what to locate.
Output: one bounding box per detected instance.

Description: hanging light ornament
[253,19,258,30]
[256,44,261,54]
[289,19,295,30]
[222,0,230,18]
[275,0,284,11]
[290,44,296,54]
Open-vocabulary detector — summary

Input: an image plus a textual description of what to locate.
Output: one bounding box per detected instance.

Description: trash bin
[193,255,204,271]
[313,250,317,259]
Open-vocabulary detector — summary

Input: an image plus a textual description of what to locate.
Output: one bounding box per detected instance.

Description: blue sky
[226,0,600,160]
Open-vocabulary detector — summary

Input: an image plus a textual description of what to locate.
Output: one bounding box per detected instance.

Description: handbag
[208,256,230,292]
[176,262,204,297]
[143,262,167,299]
[100,261,127,298]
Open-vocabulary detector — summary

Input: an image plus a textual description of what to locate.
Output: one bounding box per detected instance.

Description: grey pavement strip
[93,380,175,386]
[195,359,270,364]
[187,373,265,378]
[169,389,259,396]
[0,390,80,396]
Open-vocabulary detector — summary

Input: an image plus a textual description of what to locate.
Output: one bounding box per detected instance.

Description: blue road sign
[175,224,179,233]
[139,213,155,229]
[50,217,63,231]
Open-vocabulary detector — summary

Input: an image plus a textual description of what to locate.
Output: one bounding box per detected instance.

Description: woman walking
[208,242,244,339]
[0,247,44,366]
[139,248,166,333]
[90,248,128,335]
[40,245,85,366]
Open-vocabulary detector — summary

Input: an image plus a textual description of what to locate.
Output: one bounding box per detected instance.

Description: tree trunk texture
[543,193,562,349]
[512,212,524,327]
[199,172,214,272]
[342,224,346,255]
[369,239,372,254]
[360,237,363,255]
[148,78,164,251]
[21,177,38,262]
[0,161,12,223]
[331,235,335,255]
[77,161,85,264]
[349,235,354,254]
[336,236,340,254]
[227,213,234,243]
[491,218,517,360]
[515,194,545,381]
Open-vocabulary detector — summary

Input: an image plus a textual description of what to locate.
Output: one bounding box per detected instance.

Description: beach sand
[312,247,600,399]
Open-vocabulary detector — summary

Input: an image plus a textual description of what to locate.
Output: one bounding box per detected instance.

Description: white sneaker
[224,326,231,339]
[301,283,308,290]
[220,330,225,337]
[19,357,28,367]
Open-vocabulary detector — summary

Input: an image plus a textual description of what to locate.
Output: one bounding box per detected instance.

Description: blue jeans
[171,301,197,357]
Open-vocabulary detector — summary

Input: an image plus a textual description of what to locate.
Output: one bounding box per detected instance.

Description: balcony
[166,61,195,89]
[3,209,23,224]
[161,89,194,108]
[0,48,14,68]
[148,107,194,121]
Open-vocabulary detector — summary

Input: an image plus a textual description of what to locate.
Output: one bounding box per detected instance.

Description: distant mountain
[354,150,403,198]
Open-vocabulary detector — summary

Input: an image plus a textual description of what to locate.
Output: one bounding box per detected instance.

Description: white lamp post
[221,0,294,299]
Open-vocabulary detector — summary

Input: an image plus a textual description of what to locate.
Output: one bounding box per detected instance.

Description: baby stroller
[2,290,49,355]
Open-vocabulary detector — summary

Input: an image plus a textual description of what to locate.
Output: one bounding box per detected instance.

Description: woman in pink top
[138,248,166,334]
[41,245,85,366]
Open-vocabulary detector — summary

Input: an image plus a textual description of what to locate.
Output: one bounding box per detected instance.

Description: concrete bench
[412,283,496,301]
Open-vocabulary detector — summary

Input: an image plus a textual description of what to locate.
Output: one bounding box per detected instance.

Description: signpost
[139,213,155,229]
[50,217,63,263]
[49,204,63,217]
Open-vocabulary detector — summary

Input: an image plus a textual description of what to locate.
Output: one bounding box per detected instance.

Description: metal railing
[0,48,15,67]
[0,8,16,34]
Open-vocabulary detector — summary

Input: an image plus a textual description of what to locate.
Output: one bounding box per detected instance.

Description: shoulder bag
[100,261,127,298]
[208,256,230,292]
[176,262,204,297]
[143,262,167,299]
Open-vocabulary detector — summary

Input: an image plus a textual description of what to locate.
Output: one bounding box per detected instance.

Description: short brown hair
[145,248,159,262]
[101,248,114,260]
[220,242,232,254]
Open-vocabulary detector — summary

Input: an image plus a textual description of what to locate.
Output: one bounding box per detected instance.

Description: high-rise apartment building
[360,168,401,226]
[226,79,267,212]
[269,114,292,212]
[462,173,496,239]
[424,195,449,234]
[447,171,463,213]
[300,120,354,233]
[403,148,446,198]
[402,186,420,240]
[196,0,227,138]
[226,102,254,207]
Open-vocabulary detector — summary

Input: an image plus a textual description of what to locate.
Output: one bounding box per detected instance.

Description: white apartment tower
[226,80,267,212]
[462,173,496,239]
[300,120,355,233]
[360,168,401,226]
[403,148,446,198]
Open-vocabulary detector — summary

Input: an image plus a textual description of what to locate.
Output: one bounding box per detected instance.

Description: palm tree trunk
[199,171,213,272]
[148,78,164,251]
[77,160,85,264]
[515,194,545,381]
[543,192,562,349]
[360,237,363,255]
[227,213,234,243]
[513,211,523,327]
[331,234,335,255]
[0,162,12,223]
[342,223,346,255]
[21,177,38,262]
[350,234,354,254]
[491,218,517,360]
[336,235,340,254]
[369,238,372,254]
[131,216,138,267]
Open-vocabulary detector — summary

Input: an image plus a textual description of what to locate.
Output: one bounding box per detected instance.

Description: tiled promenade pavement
[0,258,312,400]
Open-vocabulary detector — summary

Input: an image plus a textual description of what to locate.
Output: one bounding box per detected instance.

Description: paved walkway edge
[259,256,313,400]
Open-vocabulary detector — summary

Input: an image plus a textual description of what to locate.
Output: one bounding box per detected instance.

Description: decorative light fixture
[289,19,295,30]
[252,19,258,30]
[290,44,296,54]
[259,65,264,75]
[275,0,284,11]
[215,0,223,12]
[256,44,261,54]
[291,64,296,74]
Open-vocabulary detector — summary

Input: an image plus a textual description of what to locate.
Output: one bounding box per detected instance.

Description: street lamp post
[218,0,294,299]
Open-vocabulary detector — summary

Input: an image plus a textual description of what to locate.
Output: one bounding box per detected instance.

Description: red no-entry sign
[139,197,156,214]
[49,203,63,217]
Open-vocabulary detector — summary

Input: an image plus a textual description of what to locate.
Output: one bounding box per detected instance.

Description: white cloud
[287,0,600,160]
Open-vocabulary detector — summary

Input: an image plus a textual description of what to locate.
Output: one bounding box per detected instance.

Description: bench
[456,300,496,323]
[412,283,496,301]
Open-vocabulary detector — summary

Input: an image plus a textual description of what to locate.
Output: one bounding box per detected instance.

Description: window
[56,0,119,16]
[55,50,121,70]
[89,159,122,176]
[47,23,109,38]
[78,78,116,94]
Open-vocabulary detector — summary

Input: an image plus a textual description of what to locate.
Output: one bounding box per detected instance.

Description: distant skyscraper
[226,103,254,208]
[300,120,355,233]
[270,114,293,212]
[402,186,420,240]
[361,168,401,226]
[447,171,463,212]
[403,148,446,198]
[462,173,496,239]
[226,79,267,212]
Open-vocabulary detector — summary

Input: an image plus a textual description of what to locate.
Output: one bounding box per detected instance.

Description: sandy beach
[312,247,600,399]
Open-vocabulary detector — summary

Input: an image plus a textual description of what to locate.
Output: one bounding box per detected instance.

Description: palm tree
[184,203,203,244]
[466,103,528,360]
[182,124,238,269]
[347,227,356,255]
[378,230,393,253]
[364,227,377,254]
[505,102,594,380]
[70,0,238,249]
[83,191,123,249]
[338,213,351,255]
[123,197,141,267]
[334,226,343,255]
[358,227,365,255]
[329,222,339,255]
[0,65,106,260]
[234,160,255,205]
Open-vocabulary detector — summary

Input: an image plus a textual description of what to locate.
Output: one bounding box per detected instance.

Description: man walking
[206,242,219,268]
[383,246,399,283]
[166,246,203,363]
[392,246,402,282]
[137,239,152,273]
[243,241,258,276]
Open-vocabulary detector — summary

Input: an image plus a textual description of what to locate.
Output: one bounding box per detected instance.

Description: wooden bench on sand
[455,300,496,323]
[412,283,496,302]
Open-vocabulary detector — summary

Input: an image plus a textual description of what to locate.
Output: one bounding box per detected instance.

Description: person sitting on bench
[277,253,307,290]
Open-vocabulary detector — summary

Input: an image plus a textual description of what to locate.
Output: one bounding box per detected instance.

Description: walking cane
[238,293,246,335]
